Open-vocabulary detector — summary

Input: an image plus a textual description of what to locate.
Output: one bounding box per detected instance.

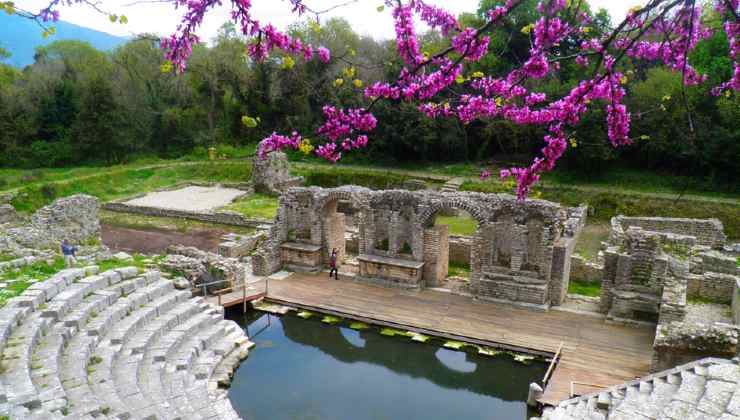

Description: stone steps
[535,357,740,420]
[0,265,249,419]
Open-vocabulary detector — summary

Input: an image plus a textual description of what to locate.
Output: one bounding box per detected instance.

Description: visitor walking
[61,239,77,267]
[329,248,338,279]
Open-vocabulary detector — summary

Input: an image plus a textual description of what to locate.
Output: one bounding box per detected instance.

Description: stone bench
[357,254,425,288]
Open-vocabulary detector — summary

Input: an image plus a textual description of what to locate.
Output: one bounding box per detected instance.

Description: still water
[226,310,545,420]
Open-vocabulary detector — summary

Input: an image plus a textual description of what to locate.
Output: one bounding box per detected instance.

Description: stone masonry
[251,151,303,195]
[254,186,586,309]
[0,265,250,419]
[4,194,100,250]
[610,215,727,249]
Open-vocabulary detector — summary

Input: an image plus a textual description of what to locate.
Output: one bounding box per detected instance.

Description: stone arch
[415,198,488,288]
[417,198,488,228]
[313,189,370,265]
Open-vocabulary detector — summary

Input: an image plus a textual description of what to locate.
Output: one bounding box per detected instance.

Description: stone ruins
[0,265,249,419]
[251,151,304,195]
[253,186,587,309]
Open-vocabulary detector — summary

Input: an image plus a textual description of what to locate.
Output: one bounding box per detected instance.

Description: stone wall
[217,231,266,258]
[548,205,587,306]
[5,194,100,249]
[611,216,726,249]
[600,228,690,323]
[733,278,740,325]
[449,235,471,264]
[687,272,737,303]
[256,186,586,308]
[0,204,19,224]
[693,250,739,276]
[252,151,303,195]
[651,322,738,372]
[570,255,604,283]
[103,202,267,228]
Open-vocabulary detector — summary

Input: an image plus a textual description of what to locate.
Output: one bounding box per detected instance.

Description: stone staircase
[440,177,465,193]
[0,265,251,419]
[534,357,740,420]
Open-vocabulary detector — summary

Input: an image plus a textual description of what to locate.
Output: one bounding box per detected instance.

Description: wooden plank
[262,273,655,405]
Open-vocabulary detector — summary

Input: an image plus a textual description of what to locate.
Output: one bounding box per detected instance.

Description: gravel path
[124,186,247,212]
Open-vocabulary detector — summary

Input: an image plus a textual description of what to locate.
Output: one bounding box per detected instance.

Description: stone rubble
[5,194,101,250]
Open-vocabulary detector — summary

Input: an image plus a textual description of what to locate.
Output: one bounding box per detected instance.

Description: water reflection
[228,310,544,420]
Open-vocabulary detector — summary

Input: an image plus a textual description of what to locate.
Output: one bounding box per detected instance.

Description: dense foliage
[0,1,737,189]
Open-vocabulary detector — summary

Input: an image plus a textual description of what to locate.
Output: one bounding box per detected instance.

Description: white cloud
[15,0,637,41]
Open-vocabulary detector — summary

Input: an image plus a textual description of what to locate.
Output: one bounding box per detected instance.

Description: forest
[0,0,737,188]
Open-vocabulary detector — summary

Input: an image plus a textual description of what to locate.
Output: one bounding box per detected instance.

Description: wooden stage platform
[263,273,656,405]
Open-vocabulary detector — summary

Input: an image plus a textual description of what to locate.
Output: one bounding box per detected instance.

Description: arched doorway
[418,201,487,290]
[315,193,367,274]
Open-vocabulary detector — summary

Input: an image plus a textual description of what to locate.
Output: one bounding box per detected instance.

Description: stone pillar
[389,211,401,256]
[325,213,346,265]
[600,250,619,313]
[527,383,543,407]
[252,151,302,195]
[423,225,449,287]
[510,224,528,271]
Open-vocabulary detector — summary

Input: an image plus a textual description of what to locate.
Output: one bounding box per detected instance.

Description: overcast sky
[16,0,638,41]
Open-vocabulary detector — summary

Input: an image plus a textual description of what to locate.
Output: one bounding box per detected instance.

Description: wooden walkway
[264,273,656,405]
[205,281,265,308]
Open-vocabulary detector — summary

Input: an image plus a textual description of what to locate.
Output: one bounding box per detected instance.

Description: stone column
[423,225,449,287]
[510,224,528,271]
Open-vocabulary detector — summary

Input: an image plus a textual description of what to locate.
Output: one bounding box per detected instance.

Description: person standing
[329,248,338,279]
[61,239,77,267]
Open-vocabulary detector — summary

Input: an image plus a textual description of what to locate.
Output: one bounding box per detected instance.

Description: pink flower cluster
[392,4,423,65]
[413,1,459,36]
[149,0,740,198]
[162,0,329,72]
[452,28,490,61]
[257,132,303,159]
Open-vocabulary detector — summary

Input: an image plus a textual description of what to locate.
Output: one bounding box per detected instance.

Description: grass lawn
[436,215,478,236]
[574,223,609,260]
[220,193,279,220]
[568,279,602,297]
[100,210,256,235]
[448,261,471,278]
[8,162,252,214]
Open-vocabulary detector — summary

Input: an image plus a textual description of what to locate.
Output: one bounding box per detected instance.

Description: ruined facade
[599,227,692,324]
[253,186,586,308]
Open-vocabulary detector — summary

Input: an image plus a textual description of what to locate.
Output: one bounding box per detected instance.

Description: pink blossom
[317,46,331,63]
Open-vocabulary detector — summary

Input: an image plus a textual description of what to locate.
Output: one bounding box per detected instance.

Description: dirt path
[101,224,228,254]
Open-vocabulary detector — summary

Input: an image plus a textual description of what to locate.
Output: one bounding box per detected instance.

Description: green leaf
[241,116,258,128]
[119,15,128,24]
[296,310,314,319]
[443,340,466,350]
[349,322,369,330]
[321,315,341,324]
[108,14,117,23]
[281,56,295,70]
[376,5,384,12]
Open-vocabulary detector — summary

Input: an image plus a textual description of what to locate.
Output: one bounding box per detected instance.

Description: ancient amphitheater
[0,265,250,419]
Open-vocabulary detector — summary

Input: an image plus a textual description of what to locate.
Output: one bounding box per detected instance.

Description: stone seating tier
[0,265,251,419]
[533,358,740,420]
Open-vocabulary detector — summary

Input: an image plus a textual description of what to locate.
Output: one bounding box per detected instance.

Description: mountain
[0,13,128,67]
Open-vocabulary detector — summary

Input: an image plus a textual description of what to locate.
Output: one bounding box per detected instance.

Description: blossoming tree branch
[17,0,740,198]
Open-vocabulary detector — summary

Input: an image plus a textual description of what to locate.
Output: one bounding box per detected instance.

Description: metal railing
[542,342,563,387]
